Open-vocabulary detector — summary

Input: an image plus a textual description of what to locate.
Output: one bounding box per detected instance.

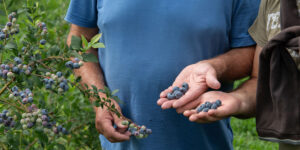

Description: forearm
[201,46,255,82]
[230,78,257,118]
[67,24,105,111]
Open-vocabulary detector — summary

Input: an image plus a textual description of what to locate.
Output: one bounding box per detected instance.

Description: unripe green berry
[22,124,27,129]
[9,94,14,99]
[46,72,51,76]
[36,118,42,124]
[20,119,25,124]
[58,88,64,93]
[79,61,84,66]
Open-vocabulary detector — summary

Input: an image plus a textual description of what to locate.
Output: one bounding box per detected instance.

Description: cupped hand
[183,91,241,123]
[157,62,221,111]
[95,94,131,143]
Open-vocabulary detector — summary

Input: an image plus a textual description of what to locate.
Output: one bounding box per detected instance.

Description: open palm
[157,62,221,112]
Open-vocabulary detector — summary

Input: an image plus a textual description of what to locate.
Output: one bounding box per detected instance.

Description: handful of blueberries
[122,120,152,139]
[196,100,222,113]
[167,82,189,100]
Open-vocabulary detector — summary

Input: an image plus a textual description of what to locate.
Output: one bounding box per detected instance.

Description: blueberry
[59,82,66,89]
[205,102,212,108]
[11,86,18,92]
[196,104,206,113]
[65,61,73,68]
[6,22,12,27]
[0,118,3,123]
[27,67,32,72]
[27,122,34,128]
[74,58,80,62]
[56,72,62,77]
[2,110,8,114]
[57,125,62,132]
[10,121,15,127]
[63,84,69,91]
[28,97,33,103]
[13,91,19,96]
[0,34,5,40]
[182,82,189,90]
[45,84,51,89]
[12,67,19,73]
[211,103,218,109]
[167,93,175,100]
[42,121,48,127]
[215,100,222,107]
[179,87,187,93]
[0,64,5,69]
[203,108,209,112]
[22,98,28,104]
[62,128,69,135]
[20,93,26,99]
[173,90,183,99]
[172,86,180,93]
[41,109,48,115]
[14,57,22,64]
[48,79,54,84]
[72,63,80,69]
[40,39,46,45]
[4,65,10,70]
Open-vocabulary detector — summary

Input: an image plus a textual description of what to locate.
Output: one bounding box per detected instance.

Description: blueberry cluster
[65,58,83,69]
[37,22,48,36]
[20,106,68,136]
[122,120,152,139]
[0,57,32,79]
[43,72,69,92]
[9,86,33,104]
[167,82,189,100]
[0,12,19,41]
[196,100,222,113]
[0,110,16,128]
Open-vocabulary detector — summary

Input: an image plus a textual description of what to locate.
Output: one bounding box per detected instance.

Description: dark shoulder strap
[280,0,300,29]
[280,0,300,53]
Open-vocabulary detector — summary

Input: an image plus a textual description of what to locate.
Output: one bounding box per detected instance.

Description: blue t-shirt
[65,1,259,150]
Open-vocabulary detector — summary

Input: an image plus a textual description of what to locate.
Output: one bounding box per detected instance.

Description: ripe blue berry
[205,102,212,108]
[182,82,189,90]
[174,90,183,99]
[41,109,48,115]
[40,39,46,45]
[172,86,180,93]
[72,63,80,69]
[6,22,12,27]
[203,108,209,112]
[167,93,175,100]
[12,67,19,73]
[56,72,62,77]
[65,61,73,68]
[45,84,51,89]
[28,97,33,103]
[215,100,222,107]
[74,58,80,62]
[211,103,218,109]
[4,65,10,70]
[14,57,22,64]
[196,104,206,113]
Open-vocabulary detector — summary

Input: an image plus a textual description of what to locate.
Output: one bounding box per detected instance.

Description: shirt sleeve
[64,0,98,28]
[230,0,261,48]
[248,0,269,47]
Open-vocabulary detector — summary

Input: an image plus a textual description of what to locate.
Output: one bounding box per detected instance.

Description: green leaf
[70,36,82,50]
[70,51,83,60]
[111,89,119,95]
[81,35,88,49]
[92,43,105,49]
[91,34,102,44]
[82,53,98,63]
[4,41,17,50]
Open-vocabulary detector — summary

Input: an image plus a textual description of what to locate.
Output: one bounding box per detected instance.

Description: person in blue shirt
[65,0,260,150]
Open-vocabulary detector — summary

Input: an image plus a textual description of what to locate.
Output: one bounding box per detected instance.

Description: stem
[0,79,14,95]
[25,138,38,150]
[0,99,26,111]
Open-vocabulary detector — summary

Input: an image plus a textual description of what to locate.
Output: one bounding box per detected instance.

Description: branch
[25,138,38,150]
[0,79,14,95]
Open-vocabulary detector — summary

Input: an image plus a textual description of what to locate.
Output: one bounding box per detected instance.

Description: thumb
[206,69,221,89]
[112,113,129,133]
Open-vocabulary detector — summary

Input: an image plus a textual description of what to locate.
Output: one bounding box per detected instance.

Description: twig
[0,79,14,95]
[25,138,38,150]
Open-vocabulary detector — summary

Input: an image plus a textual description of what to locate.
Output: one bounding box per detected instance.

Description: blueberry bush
[0,0,153,149]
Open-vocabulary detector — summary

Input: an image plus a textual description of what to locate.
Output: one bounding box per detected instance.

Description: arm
[157,46,256,112]
[67,24,130,142]
[183,45,262,123]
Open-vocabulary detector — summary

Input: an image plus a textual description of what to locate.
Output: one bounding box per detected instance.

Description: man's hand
[157,62,221,112]
[183,91,241,123]
[95,94,131,143]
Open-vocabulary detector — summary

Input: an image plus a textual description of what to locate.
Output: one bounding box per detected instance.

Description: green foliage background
[0,0,278,149]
